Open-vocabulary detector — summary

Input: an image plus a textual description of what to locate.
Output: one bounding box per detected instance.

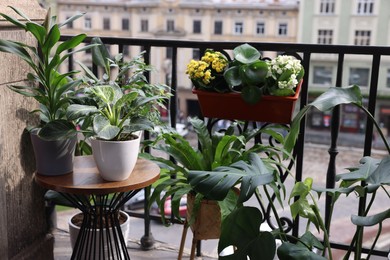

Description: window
[141,19,148,32]
[313,66,333,85]
[278,23,288,36]
[354,30,371,45]
[192,49,200,60]
[214,21,223,35]
[320,0,335,14]
[317,29,333,44]
[122,18,130,31]
[167,20,175,32]
[193,20,201,34]
[123,45,129,56]
[256,22,265,35]
[103,18,110,30]
[166,47,173,59]
[357,0,374,14]
[66,16,73,29]
[349,68,370,86]
[234,22,243,35]
[84,17,92,30]
[386,69,390,88]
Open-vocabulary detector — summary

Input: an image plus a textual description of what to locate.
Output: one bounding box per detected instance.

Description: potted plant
[188,43,304,123]
[0,7,94,175]
[216,85,390,260]
[67,37,170,181]
[141,117,290,259]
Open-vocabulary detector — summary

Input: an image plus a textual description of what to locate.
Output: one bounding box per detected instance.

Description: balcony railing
[61,35,390,258]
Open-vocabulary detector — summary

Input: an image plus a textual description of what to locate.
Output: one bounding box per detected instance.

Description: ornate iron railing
[61,35,390,258]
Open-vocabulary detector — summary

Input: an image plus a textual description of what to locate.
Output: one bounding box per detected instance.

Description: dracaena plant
[0,6,94,140]
[140,117,290,224]
[67,37,170,141]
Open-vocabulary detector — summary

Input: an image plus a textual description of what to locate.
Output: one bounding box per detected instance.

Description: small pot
[30,129,77,176]
[90,132,141,181]
[68,210,130,258]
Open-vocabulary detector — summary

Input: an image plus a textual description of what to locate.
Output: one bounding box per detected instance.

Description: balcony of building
[1,2,390,260]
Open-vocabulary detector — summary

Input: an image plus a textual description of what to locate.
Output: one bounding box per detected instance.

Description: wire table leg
[60,190,141,260]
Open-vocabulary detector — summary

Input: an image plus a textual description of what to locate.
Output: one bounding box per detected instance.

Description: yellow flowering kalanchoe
[186,50,228,91]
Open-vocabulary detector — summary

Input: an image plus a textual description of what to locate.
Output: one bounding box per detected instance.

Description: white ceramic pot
[68,210,130,258]
[90,132,141,181]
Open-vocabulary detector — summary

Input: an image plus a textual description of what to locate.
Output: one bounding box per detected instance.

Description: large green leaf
[26,22,46,46]
[0,39,35,68]
[154,133,207,170]
[241,85,262,104]
[38,120,77,140]
[91,37,111,74]
[218,206,276,260]
[189,153,274,202]
[285,85,363,155]
[58,12,85,28]
[93,115,120,140]
[240,60,268,86]
[224,66,242,87]
[56,34,87,55]
[189,117,213,168]
[233,43,261,64]
[42,24,60,57]
[124,117,154,133]
[351,208,390,227]
[67,104,99,120]
[277,242,327,260]
[0,12,27,30]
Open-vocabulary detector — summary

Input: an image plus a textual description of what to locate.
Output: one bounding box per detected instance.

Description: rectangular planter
[193,80,302,124]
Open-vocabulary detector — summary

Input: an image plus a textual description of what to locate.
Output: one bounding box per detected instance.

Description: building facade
[56,0,300,118]
[299,0,390,133]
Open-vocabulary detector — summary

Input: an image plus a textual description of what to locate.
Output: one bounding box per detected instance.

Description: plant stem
[310,193,332,260]
[263,186,287,242]
[359,105,390,153]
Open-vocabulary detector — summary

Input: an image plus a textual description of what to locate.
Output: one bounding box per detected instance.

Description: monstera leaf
[189,153,274,203]
[218,206,276,260]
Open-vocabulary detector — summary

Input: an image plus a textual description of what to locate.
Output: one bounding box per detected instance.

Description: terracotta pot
[30,129,77,176]
[192,80,302,124]
[90,132,141,181]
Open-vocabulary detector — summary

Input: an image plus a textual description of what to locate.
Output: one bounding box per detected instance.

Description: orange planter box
[192,80,302,124]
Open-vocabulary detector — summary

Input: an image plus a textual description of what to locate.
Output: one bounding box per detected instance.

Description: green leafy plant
[224,43,304,104]
[218,85,390,260]
[141,117,290,227]
[0,7,93,140]
[67,37,170,141]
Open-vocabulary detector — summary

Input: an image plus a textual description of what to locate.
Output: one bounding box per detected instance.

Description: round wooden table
[35,155,160,260]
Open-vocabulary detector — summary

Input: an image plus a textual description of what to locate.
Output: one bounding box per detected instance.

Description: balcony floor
[54,208,218,260]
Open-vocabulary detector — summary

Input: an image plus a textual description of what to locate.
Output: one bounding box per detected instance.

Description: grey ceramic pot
[30,129,77,176]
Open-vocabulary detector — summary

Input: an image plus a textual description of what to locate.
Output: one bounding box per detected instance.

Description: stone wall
[0,1,53,259]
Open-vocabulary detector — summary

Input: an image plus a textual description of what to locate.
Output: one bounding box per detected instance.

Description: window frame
[103,17,110,30]
[214,21,223,35]
[141,19,149,32]
[193,20,201,34]
[319,0,335,14]
[356,0,374,15]
[256,22,265,36]
[278,23,288,36]
[234,21,244,35]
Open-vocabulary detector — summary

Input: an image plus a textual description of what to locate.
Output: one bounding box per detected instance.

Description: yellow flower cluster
[186,51,228,85]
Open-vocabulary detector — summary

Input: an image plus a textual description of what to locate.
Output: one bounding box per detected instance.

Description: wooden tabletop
[35,156,160,195]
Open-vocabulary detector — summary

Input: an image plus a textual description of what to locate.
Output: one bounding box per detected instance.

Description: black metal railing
[61,35,390,258]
